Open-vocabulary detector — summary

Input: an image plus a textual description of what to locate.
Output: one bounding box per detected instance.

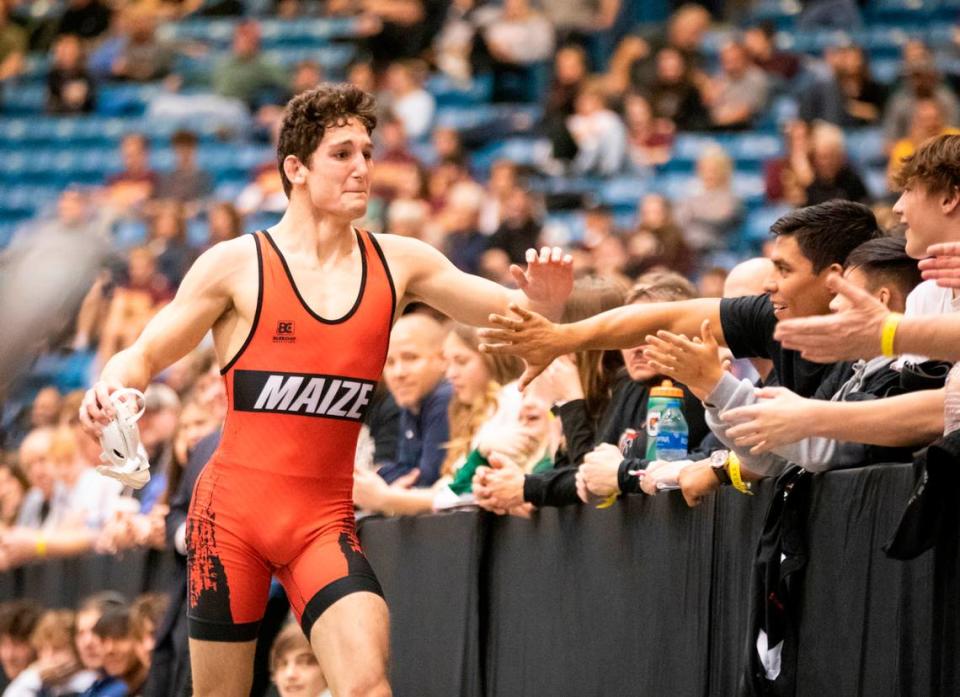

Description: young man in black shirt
[637,236,942,505]
[483,201,875,398]
[480,200,943,454]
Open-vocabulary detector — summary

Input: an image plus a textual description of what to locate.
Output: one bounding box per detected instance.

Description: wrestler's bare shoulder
[370,233,445,287]
[187,234,260,296]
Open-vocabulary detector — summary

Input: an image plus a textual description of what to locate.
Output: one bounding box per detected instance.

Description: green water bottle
[644,380,685,461]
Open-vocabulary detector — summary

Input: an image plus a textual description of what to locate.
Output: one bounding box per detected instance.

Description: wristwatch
[710,450,733,485]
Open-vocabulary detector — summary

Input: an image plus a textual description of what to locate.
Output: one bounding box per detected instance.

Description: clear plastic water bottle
[655,406,689,461]
[944,362,960,435]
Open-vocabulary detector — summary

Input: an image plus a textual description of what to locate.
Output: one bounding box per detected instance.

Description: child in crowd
[270,624,332,697]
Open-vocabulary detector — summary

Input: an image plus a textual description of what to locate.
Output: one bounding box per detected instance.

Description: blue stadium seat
[158,17,359,48]
[113,219,148,248]
[845,128,887,167]
[730,133,784,162]
[187,218,209,247]
[96,84,164,117]
[470,137,547,172]
[743,204,793,242]
[732,173,767,207]
[656,174,698,201]
[542,211,585,245]
[862,26,921,57]
[863,167,891,199]
[871,58,902,84]
[426,74,494,106]
[433,104,542,136]
[259,17,358,44]
[213,180,246,200]
[175,44,355,82]
[0,115,254,147]
[159,17,237,43]
[927,24,955,47]
[866,0,937,21]
[750,0,802,27]
[2,84,45,114]
[599,176,650,209]
[246,211,282,234]
[781,29,852,54]
[527,175,600,199]
[261,44,355,69]
[20,55,50,80]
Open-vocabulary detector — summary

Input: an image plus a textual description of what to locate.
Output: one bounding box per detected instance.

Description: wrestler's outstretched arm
[378,234,574,323]
[480,296,725,390]
[79,237,249,436]
[380,233,727,388]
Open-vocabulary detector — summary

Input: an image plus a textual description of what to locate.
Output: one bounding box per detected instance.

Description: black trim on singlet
[188,616,262,643]
[365,231,398,328]
[219,232,264,376]
[262,228,368,325]
[300,573,384,639]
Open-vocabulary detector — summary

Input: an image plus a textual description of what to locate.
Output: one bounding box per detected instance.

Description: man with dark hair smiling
[646,237,929,500]
[483,199,949,455]
[481,199,882,399]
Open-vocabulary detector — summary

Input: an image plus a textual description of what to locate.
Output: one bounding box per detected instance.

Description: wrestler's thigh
[310,592,391,697]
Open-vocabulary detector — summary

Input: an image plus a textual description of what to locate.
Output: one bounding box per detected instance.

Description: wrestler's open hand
[513,246,574,318]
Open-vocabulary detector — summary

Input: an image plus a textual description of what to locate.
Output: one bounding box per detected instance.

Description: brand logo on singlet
[273,321,296,343]
[233,370,376,421]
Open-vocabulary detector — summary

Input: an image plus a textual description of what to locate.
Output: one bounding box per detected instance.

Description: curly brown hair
[892,133,960,197]
[276,83,378,196]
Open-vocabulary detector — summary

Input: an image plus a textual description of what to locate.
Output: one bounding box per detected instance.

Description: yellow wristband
[881,313,903,358]
[727,453,753,496]
[35,535,47,558]
[596,492,619,509]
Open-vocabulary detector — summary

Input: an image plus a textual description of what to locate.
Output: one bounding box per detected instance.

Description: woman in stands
[352,323,524,514]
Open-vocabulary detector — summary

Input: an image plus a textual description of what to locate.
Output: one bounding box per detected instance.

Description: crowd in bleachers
[3,0,960,695]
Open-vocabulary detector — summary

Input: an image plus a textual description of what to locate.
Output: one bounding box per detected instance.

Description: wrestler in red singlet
[186,227,395,641]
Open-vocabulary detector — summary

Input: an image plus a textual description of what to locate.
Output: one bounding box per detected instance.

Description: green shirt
[448,449,553,496]
[211,56,288,102]
[0,24,27,64]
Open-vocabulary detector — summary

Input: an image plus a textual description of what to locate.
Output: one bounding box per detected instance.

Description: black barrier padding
[359,510,485,697]
[933,519,960,697]
[8,550,179,608]
[0,562,17,600]
[710,480,775,697]
[6,464,958,697]
[484,494,714,697]
[19,558,66,604]
[794,466,935,697]
[102,548,150,600]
